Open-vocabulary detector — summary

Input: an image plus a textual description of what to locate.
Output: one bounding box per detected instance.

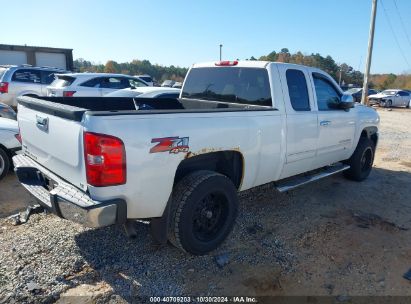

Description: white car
[105,87,180,98]
[14,61,379,254]
[135,74,154,86]
[47,73,149,97]
[368,89,410,108]
[0,117,20,180]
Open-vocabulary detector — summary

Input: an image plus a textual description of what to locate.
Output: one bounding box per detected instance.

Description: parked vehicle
[0,118,20,180]
[0,102,17,120]
[172,82,183,89]
[0,65,67,107]
[13,61,379,255]
[105,87,180,98]
[135,74,154,86]
[47,73,149,97]
[344,87,378,103]
[368,89,410,107]
[161,80,175,87]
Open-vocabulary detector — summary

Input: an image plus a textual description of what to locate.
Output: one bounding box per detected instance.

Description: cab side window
[313,73,341,111]
[81,77,103,88]
[286,69,310,111]
[101,77,126,89]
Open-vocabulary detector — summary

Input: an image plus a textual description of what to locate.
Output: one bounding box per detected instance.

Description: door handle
[320,120,331,126]
[36,115,49,132]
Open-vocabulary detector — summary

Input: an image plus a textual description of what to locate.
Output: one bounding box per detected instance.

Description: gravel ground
[0,107,410,302]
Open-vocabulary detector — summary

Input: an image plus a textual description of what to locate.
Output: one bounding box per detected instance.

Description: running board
[276,164,350,193]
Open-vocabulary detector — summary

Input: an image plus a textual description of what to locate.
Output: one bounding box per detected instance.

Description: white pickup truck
[13,61,379,254]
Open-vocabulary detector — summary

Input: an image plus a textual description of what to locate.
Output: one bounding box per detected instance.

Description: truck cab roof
[192,60,324,71]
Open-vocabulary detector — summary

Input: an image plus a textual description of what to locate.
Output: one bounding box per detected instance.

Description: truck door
[278,66,319,179]
[311,72,356,168]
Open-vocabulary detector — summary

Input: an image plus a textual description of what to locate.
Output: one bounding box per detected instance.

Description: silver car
[0,65,67,107]
[368,89,411,108]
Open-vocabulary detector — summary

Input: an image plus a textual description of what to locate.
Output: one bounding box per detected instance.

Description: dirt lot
[0,107,410,302]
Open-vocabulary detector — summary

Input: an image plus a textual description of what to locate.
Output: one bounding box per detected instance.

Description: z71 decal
[150,137,190,154]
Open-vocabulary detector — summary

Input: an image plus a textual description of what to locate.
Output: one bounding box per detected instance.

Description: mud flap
[150,199,171,245]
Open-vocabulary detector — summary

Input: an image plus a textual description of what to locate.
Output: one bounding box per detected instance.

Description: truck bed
[18,96,274,122]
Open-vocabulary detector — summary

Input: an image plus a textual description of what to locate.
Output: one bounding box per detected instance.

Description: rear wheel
[0,148,10,181]
[344,137,375,181]
[168,170,238,255]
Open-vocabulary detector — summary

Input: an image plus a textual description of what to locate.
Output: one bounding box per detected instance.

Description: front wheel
[385,100,392,108]
[168,170,238,255]
[0,148,10,181]
[344,137,375,181]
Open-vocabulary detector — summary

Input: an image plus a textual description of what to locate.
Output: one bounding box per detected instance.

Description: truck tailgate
[18,102,87,191]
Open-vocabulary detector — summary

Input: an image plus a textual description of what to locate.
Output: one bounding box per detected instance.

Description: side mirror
[339,94,355,109]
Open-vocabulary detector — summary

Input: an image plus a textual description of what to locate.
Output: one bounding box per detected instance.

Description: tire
[386,100,392,108]
[168,170,238,255]
[0,148,10,181]
[343,137,375,181]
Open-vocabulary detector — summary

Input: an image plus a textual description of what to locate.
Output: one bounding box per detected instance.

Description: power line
[380,0,411,69]
[392,0,411,50]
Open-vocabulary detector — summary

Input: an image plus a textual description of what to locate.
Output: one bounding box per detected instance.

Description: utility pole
[219,44,223,61]
[361,0,378,105]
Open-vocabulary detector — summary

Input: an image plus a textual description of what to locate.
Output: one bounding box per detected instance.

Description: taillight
[0,82,9,93]
[15,125,22,144]
[215,60,238,66]
[63,91,76,97]
[84,132,126,187]
[15,133,22,144]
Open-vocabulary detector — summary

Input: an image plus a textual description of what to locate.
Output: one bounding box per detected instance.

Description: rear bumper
[12,154,126,228]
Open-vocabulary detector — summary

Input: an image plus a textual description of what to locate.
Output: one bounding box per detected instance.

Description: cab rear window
[181,67,272,106]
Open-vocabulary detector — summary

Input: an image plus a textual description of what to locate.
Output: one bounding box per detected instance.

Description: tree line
[252,48,410,90]
[369,73,411,90]
[74,49,410,89]
[74,58,188,83]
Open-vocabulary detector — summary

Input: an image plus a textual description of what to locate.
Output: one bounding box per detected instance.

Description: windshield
[381,90,397,95]
[129,78,148,88]
[345,88,361,94]
[138,76,152,83]
[182,67,272,106]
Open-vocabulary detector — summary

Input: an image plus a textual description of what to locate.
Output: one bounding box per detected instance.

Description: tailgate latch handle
[36,115,49,132]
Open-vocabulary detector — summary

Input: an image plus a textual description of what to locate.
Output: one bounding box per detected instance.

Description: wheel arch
[360,126,378,147]
[173,150,244,190]
[0,144,12,158]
